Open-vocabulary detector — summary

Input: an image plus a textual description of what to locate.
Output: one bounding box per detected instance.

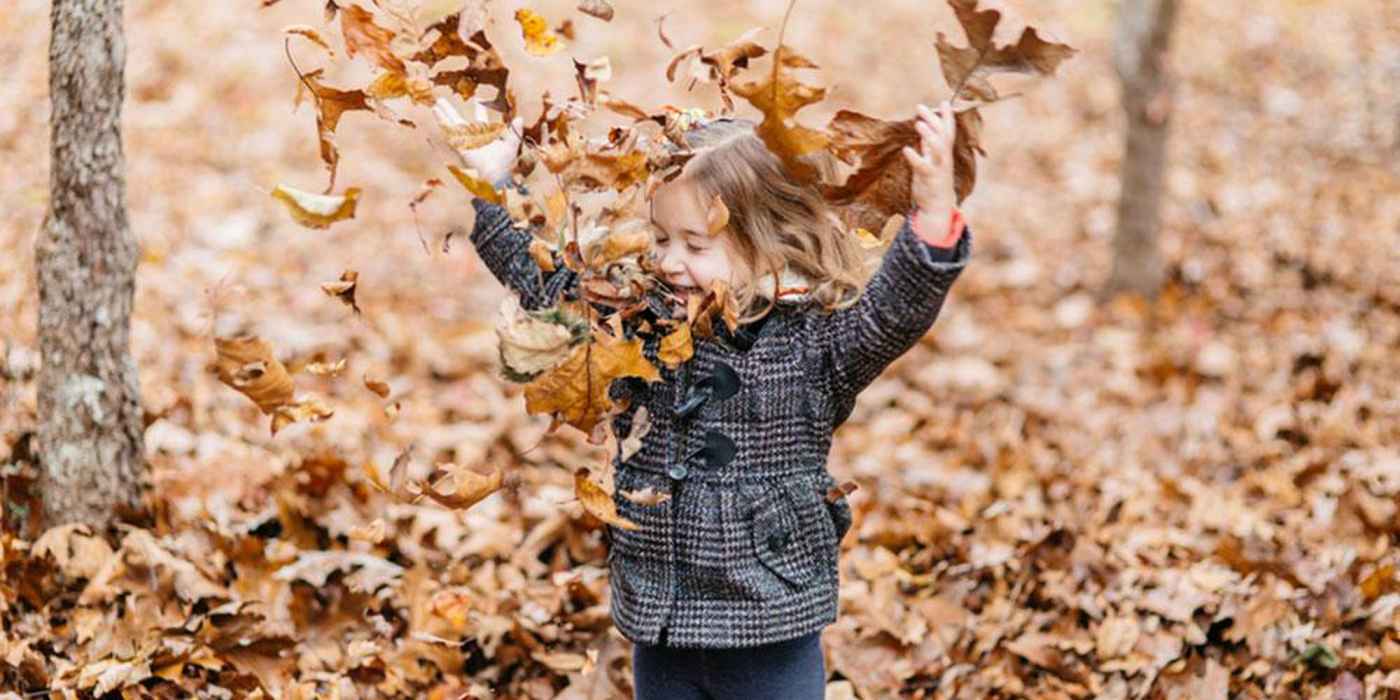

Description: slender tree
[36,0,145,530]
[1103,0,1181,301]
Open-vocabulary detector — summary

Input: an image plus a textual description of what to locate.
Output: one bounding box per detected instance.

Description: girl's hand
[434,98,524,185]
[902,100,960,245]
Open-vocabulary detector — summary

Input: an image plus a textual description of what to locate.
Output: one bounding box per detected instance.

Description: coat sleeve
[468,178,580,311]
[815,208,972,427]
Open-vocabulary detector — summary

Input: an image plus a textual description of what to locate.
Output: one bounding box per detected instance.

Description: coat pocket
[750,486,819,588]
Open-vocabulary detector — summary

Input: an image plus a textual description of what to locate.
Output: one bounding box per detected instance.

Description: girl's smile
[647,175,745,303]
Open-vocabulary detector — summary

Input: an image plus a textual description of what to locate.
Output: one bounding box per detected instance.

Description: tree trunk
[1103,0,1181,302]
[36,0,145,531]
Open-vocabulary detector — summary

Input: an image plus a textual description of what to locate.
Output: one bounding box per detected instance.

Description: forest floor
[1,0,1398,698]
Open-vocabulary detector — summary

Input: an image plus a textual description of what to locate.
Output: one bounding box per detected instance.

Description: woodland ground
[1,0,1398,698]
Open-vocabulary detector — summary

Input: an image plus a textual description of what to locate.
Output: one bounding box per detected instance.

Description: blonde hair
[676,119,871,324]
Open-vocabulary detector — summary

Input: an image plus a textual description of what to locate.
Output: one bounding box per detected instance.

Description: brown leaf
[292,69,371,186]
[214,335,296,415]
[363,375,390,398]
[320,270,361,315]
[340,5,406,73]
[409,462,504,510]
[732,45,830,183]
[524,328,661,435]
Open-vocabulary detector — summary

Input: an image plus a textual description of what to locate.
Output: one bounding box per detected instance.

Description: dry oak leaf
[409,462,504,510]
[524,328,661,435]
[214,334,333,435]
[321,269,361,315]
[271,184,361,229]
[665,26,768,111]
[214,335,296,415]
[732,45,830,184]
[496,296,579,379]
[341,4,406,73]
[575,468,639,530]
[935,0,1074,201]
[515,8,565,57]
[293,69,371,185]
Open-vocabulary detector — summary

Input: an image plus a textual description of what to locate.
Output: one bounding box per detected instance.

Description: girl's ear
[705,193,730,236]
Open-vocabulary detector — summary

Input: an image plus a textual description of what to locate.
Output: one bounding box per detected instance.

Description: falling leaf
[447,164,501,204]
[524,328,661,434]
[270,395,334,435]
[515,9,565,57]
[304,358,347,376]
[658,322,692,369]
[271,184,361,229]
[363,375,390,398]
[826,480,859,501]
[577,0,613,22]
[732,45,830,184]
[292,69,371,186]
[665,27,767,111]
[320,270,361,315]
[341,5,406,73]
[283,25,336,58]
[933,0,1074,201]
[854,227,883,248]
[212,334,333,435]
[496,296,582,381]
[214,335,296,415]
[574,468,639,530]
[409,462,504,510]
[438,117,508,151]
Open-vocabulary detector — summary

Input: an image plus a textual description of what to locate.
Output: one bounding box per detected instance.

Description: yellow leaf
[658,322,693,369]
[575,468,638,530]
[271,184,361,229]
[524,329,660,434]
[447,165,501,204]
[514,9,565,56]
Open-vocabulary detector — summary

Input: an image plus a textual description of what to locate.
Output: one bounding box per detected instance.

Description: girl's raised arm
[815,207,972,427]
[468,182,580,311]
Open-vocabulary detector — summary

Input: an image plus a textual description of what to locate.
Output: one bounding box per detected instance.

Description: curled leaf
[272,184,361,229]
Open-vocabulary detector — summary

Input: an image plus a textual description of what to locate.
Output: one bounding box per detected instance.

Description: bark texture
[36,0,145,530]
[1104,0,1181,301]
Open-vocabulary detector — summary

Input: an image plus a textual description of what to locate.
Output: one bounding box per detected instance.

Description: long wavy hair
[673,118,871,324]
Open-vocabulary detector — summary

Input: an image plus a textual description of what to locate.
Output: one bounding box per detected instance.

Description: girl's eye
[686,243,705,253]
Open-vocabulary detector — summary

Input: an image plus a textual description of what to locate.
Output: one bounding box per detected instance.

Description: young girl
[459,101,970,700]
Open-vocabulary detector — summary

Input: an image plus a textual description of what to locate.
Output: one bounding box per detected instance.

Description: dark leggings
[631,627,825,700]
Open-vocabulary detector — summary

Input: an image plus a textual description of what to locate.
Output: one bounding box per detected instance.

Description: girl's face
[648,176,744,302]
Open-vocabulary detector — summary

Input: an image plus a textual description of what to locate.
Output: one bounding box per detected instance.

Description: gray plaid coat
[469,190,972,648]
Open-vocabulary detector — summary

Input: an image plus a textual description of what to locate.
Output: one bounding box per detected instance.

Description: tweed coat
[469,189,972,648]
